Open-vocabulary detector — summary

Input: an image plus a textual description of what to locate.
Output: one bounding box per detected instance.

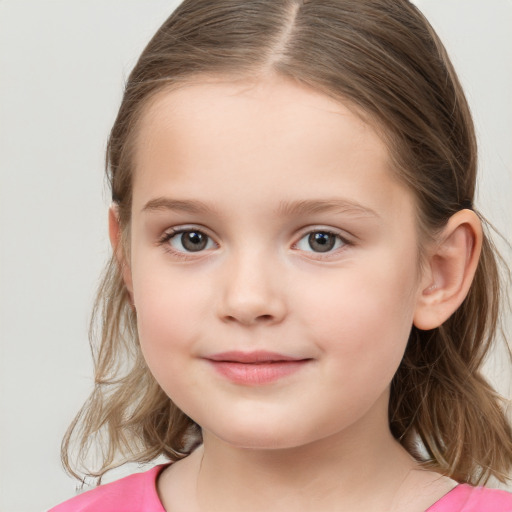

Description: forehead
[131,75,413,220]
[138,76,381,143]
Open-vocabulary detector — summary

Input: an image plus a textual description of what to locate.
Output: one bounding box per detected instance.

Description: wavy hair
[62,0,512,484]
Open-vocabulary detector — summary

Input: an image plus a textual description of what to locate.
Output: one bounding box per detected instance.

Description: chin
[204,419,324,452]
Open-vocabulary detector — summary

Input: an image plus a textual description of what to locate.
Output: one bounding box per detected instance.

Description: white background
[0,1,511,511]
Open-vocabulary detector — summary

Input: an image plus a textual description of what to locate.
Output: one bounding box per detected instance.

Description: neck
[197,437,412,512]
[158,393,454,512]
[187,400,418,512]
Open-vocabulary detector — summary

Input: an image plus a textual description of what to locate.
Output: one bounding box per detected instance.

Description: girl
[50,1,512,510]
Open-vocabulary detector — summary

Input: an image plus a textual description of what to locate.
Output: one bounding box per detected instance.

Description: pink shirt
[49,464,512,511]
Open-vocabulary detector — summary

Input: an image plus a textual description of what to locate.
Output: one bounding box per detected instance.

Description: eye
[164,229,216,253]
[295,230,346,253]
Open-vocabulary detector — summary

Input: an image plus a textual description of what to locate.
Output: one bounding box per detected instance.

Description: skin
[110,74,482,512]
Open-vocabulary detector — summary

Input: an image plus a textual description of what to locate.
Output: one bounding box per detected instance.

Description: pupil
[308,232,335,253]
[182,232,207,252]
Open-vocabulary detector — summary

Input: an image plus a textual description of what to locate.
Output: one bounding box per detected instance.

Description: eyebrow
[276,198,380,218]
[141,197,379,218]
[142,197,217,214]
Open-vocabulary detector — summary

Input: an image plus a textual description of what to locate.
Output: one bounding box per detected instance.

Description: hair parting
[62,0,512,485]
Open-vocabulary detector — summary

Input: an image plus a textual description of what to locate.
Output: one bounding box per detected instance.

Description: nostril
[218,290,287,326]
[224,313,274,325]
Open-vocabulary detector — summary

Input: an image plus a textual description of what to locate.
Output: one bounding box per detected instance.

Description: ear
[108,204,134,297]
[413,209,482,330]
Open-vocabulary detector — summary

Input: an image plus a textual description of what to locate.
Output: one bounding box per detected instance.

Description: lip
[204,351,311,385]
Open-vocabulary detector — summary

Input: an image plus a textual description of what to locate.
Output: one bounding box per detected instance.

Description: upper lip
[206,351,308,363]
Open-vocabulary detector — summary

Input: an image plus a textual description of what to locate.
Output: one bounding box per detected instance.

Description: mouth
[204,351,312,385]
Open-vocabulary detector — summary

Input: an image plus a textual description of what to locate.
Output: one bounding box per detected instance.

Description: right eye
[163,229,216,253]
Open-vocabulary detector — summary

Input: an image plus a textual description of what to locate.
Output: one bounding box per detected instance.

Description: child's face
[125,75,427,450]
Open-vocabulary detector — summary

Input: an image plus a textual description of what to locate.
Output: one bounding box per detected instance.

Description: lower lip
[207,360,309,385]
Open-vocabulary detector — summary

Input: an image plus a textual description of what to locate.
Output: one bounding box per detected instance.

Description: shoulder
[48,464,168,512]
[430,483,512,512]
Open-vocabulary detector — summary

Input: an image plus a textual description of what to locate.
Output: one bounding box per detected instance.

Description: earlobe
[413,209,482,330]
[108,205,134,296]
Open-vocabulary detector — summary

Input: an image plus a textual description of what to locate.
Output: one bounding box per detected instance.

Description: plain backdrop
[0,1,511,511]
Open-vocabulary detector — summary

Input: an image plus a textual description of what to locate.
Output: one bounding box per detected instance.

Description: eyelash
[293,229,351,258]
[157,228,217,260]
[157,227,352,259]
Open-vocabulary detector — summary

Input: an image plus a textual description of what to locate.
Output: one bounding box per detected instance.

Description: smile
[205,351,312,385]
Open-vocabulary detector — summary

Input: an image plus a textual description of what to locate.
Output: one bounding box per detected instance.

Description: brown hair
[62,0,512,485]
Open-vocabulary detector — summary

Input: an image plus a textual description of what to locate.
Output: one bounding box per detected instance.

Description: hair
[62,0,512,485]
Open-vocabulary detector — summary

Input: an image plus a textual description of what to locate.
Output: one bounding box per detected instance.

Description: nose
[216,250,287,326]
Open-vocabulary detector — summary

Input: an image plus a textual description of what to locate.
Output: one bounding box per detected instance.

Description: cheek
[131,264,210,370]
[300,257,418,384]
[132,278,212,414]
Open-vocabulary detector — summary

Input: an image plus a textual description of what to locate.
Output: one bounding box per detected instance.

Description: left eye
[295,231,346,253]
[167,230,215,253]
